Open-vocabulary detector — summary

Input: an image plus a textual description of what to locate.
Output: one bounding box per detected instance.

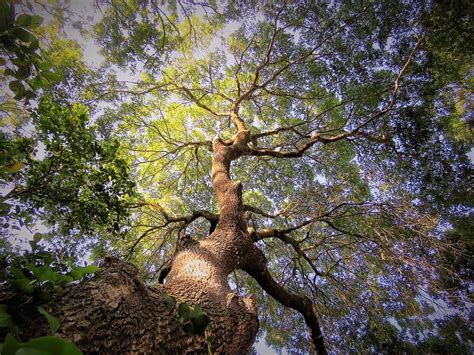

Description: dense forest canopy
[0,0,472,353]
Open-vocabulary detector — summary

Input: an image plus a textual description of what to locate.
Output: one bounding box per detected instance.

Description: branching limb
[172,82,231,117]
[243,204,280,218]
[134,201,219,226]
[126,202,219,257]
[246,36,423,158]
[243,247,327,354]
[247,131,351,158]
[252,202,367,239]
[250,228,326,277]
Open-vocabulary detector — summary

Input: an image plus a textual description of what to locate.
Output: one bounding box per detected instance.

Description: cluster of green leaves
[0,133,30,188]
[0,2,60,101]
[1,236,99,298]
[1,96,139,258]
[0,3,125,353]
[356,315,472,354]
[163,294,210,336]
[0,0,138,273]
[0,241,99,329]
[0,240,99,354]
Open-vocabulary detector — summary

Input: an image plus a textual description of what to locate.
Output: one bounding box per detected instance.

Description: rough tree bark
[17,110,327,354]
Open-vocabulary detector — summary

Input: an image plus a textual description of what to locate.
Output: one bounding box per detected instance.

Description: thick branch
[211,129,250,225]
[253,202,369,241]
[247,131,350,158]
[243,204,280,218]
[243,248,327,354]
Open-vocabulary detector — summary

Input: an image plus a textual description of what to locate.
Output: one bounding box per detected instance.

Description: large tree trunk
[43,255,258,354]
[19,116,327,354]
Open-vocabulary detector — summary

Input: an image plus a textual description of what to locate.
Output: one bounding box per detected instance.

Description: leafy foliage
[0,2,60,101]
[0,240,99,337]
[1,95,139,258]
[1,333,81,355]
[1,0,472,352]
[0,241,97,355]
[162,293,210,335]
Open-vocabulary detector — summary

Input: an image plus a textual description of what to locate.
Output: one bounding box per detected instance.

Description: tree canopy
[1,0,472,353]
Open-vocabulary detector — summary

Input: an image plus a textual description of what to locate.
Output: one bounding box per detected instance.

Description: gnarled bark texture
[33,256,257,354]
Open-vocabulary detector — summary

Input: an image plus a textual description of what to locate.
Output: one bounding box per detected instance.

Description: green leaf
[191,314,209,335]
[9,278,34,295]
[68,265,99,280]
[41,70,61,82]
[57,275,73,284]
[190,304,204,319]
[10,266,25,279]
[33,266,59,282]
[30,75,43,90]
[163,294,176,309]
[182,322,195,335]
[29,240,38,251]
[1,334,21,355]
[37,307,60,334]
[177,302,190,323]
[0,304,15,329]
[178,302,190,316]
[81,265,100,274]
[8,80,22,94]
[11,28,32,43]
[4,68,15,77]
[18,336,82,355]
[14,91,26,100]
[16,65,31,79]
[67,269,81,280]
[29,35,39,50]
[15,347,49,355]
[16,14,32,27]
[27,16,43,29]
[0,201,11,215]
[6,162,24,172]
[0,3,14,32]
[38,62,53,71]
[11,58,26,66]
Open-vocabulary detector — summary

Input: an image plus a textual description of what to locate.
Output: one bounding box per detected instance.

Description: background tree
[1,0,472,353]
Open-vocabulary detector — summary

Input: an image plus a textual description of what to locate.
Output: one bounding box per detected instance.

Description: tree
[1,0,472,353]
